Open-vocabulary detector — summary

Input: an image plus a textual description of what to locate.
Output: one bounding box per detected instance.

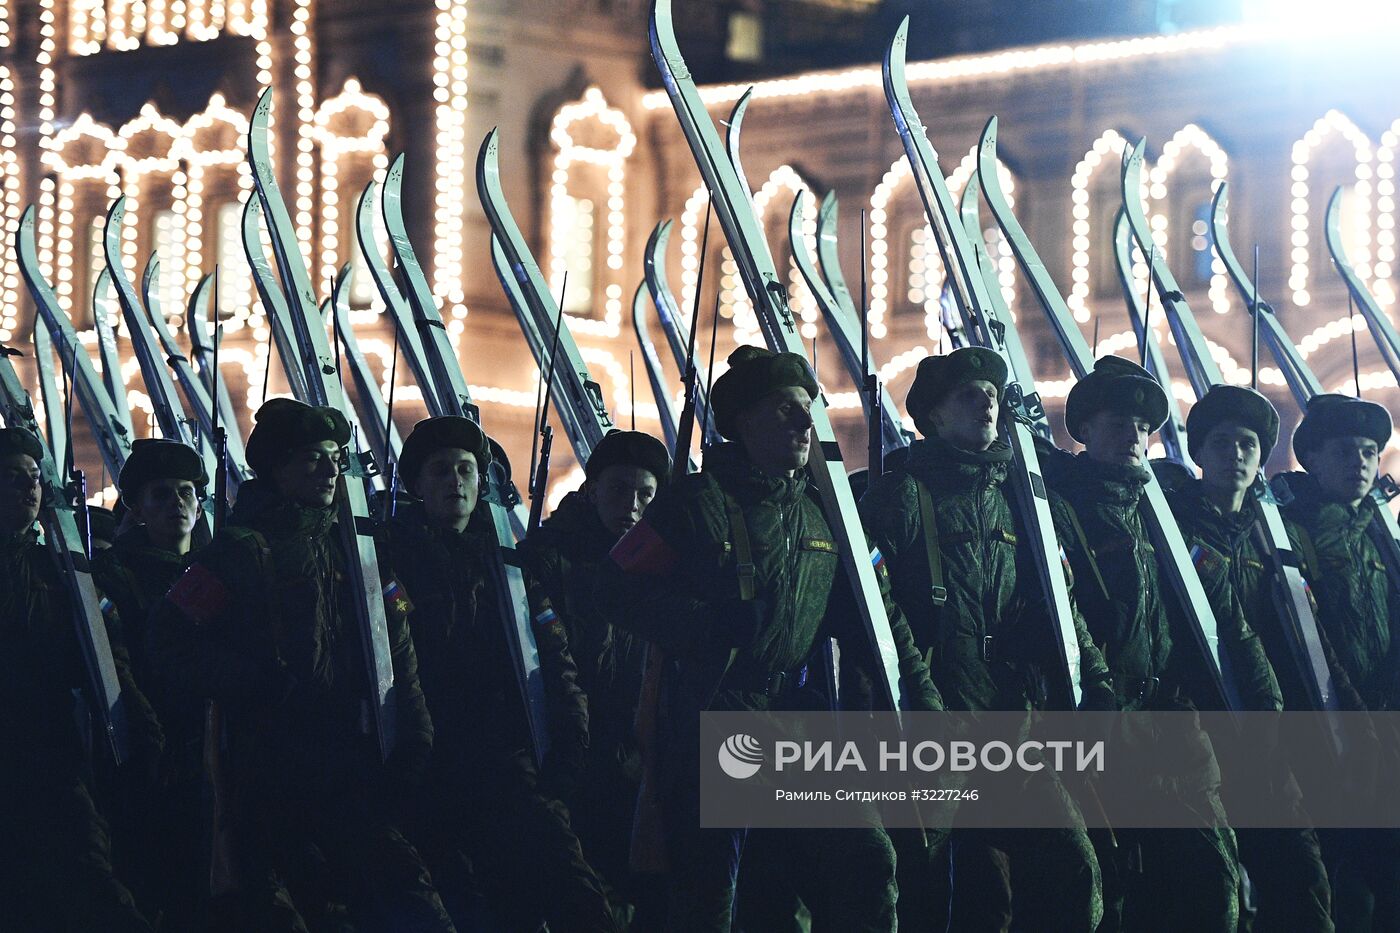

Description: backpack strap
[723,494,756,602]
[1060,499,1111,604]
[914,478,949,608]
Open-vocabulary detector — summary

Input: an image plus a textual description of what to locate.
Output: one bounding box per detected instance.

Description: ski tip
[253,87,274,122]
[789,189,806,226]
[1326,184,1344,218]
[1210,179,1229,218]
[884,17,910,81]
[19,203,34,227]
[477,128,501,177]
[105,195,127,227]
[1125,136,1146,169]
[980,115,998,149]
[386,151,405,180]
[142,254,160,284]
[659,217,673,238]
[819,189,837,216]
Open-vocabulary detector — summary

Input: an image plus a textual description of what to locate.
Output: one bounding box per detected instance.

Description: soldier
[525,428,671,925]
[1043,356,1282,933]
[149,398,453,933]
[602,345,944,933]
[1274,393,1400,932]
[381,416,619,933]
[859,347,1114,932]
[0,426,160,932]
[1160,384,1342,932]
[94,438,211,929]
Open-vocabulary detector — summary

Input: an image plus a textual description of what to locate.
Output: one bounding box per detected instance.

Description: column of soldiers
[2,337,1397,932]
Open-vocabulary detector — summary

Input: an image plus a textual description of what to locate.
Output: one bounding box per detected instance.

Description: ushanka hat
[1185,385,1281,463]
[585,430,671,485]
[1292,393,1392,459]
[245,398,352,476]
[710,345,819,440]
[904,347,1008,437]
[1064,355,1169,444]
[118,438,208,502]
[397,416,493,497]
[0,426,44,463]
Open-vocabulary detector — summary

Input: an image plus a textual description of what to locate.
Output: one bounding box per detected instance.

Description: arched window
[1288,110,1373,307]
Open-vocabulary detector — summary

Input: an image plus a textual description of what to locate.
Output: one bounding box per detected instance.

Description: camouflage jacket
[1162,474,1363,712]
[601,442,942,715]
[524,490,642,775]
[1276,470,1400,710]
[149,479,433,798]
[378,503,588,781]
[859,435,1114,712]
[1,526,161,781]
[1044,450,1281,712]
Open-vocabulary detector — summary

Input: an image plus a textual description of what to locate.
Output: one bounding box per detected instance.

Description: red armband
[610,518,680,576]
[166,563,231,625]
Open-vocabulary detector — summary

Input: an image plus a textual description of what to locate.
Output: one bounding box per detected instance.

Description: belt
[1119,676,1161,705]
[732,664,810,699]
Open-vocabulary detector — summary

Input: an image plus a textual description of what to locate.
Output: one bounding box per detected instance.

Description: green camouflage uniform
[602,442,941,933]
[378,501,618,933]
[1163,473,1336,932]
[860,434,1114,932]
[0,526,160,932]
[148,478,453,933]
[1046,449,1282,933]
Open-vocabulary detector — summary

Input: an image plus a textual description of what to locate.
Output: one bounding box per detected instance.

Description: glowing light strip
[1148,123,1230,314]
[547,87,637,338]
[1288,109,1371,307]
[679,184,710,327]
[118,104,186,329]
[1070,129,1131,323]
[68,0,264,54]
[45,116,123,311]
[312,79,390,296]
[432,0,469,320]
[289,0,316,270]
[0,69,19,342]
[643,23,1279,110]
[1375,118,1399,307]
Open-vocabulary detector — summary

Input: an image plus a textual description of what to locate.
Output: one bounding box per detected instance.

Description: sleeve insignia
[610,518,680,576]
[167,563,231,625]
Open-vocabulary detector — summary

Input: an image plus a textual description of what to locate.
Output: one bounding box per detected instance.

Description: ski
[789,192,911,454]
[1211,182,1400,620]
[247,88,397,759]
[882,25,1082,705]
[240,195,311,402]
[0,342,130,765]
[631,280,680,451]
[1111,208,1192,466]
[642,219,721,448]
[17,206,133,478]
[32,313,67,473]
[651,0,908,713]
[91,268,135,439]
[186,273,249,480]
[354,177,441,416]
[141,257,249,489]
[329,263,402,474]
[1324,186,1400,384]
[975,113,1234,708]
[377,149,549,762]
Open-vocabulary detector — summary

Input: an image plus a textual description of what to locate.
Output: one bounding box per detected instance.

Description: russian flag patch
[533,607,560,629]
[382,579,413,616]
[870,546,886,573]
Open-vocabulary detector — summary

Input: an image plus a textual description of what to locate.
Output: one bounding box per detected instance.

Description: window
[555,193,595,314]
[727,12,763,63]
[215,202,254,320]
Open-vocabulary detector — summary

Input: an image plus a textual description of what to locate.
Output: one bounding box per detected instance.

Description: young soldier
[149,398,453,933]
[95,438,210,929]
[382,416,619,933]
[1274,393,1400,932]
[525,428,671,924]
[1157,385,1341,932]
[0,427,160,932]
[603,345,943,933]
[860,347,1115,932]
[1044,356,1282,933]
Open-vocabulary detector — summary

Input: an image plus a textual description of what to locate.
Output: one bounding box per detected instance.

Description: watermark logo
[718,733,764,780]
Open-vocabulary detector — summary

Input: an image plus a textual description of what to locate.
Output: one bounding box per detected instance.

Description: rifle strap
[1061,499,1111,605]
[914,479,948,608]
[723,494,756,602]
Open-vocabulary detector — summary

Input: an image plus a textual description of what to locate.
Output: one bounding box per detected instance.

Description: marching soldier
[1274,393,1400,932]
[1043,356,1281,933]
[0,426,160,932]
[602,345,943,933]
[380,416,620,933]
[94,438,211,929]
[1158,385,1337,932]
[525,428,671,925]
[860,347,1114,932]
[149,399,454,933]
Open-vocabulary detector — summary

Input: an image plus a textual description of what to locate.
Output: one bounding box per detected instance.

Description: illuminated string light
[547,87,636,338]
[1288,109,1372,307]
[1070,129,1131,323]
[44,116,122,312]
[68,0,263,54]
[1374,118,1399,307]
[312,79,390,299]
[289,0,316,270]
[1148,124,1230,313]
[432,0,470,320]
[0,68,19,342]
[118,104,187,325]
[679,184,711,325]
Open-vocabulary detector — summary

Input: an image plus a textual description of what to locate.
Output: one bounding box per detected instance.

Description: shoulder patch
[166,563,231,625]
[610,517,680,576]
[382,578,413,617]
[801,537,838,554]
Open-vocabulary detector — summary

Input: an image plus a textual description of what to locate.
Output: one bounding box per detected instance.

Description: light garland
[0,68,19,343]
[547,87,636,338]
[432,0,470,321]
[44,116,123,313]
[1148,123,1230,313]
[1070,129,1131,323]
[1288,109,1371,307]
[312,79,390,300]
[679,184,711,328]
[118,103,186,327]
[290,0,316,271]
[69,0,265,55]
[1374,118,1399,307]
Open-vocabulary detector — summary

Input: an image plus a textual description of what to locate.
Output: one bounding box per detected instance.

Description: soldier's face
[587,464,659,537]
[273,440,342,508]
[129,478,199,548]
[1198,423,1261,496]
[928,379,999,452]
[737,386,814,476]
[1081,410,1151,468]
[1303,435,1380,507]
[415,448,480,532]
[0,453,40,532]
